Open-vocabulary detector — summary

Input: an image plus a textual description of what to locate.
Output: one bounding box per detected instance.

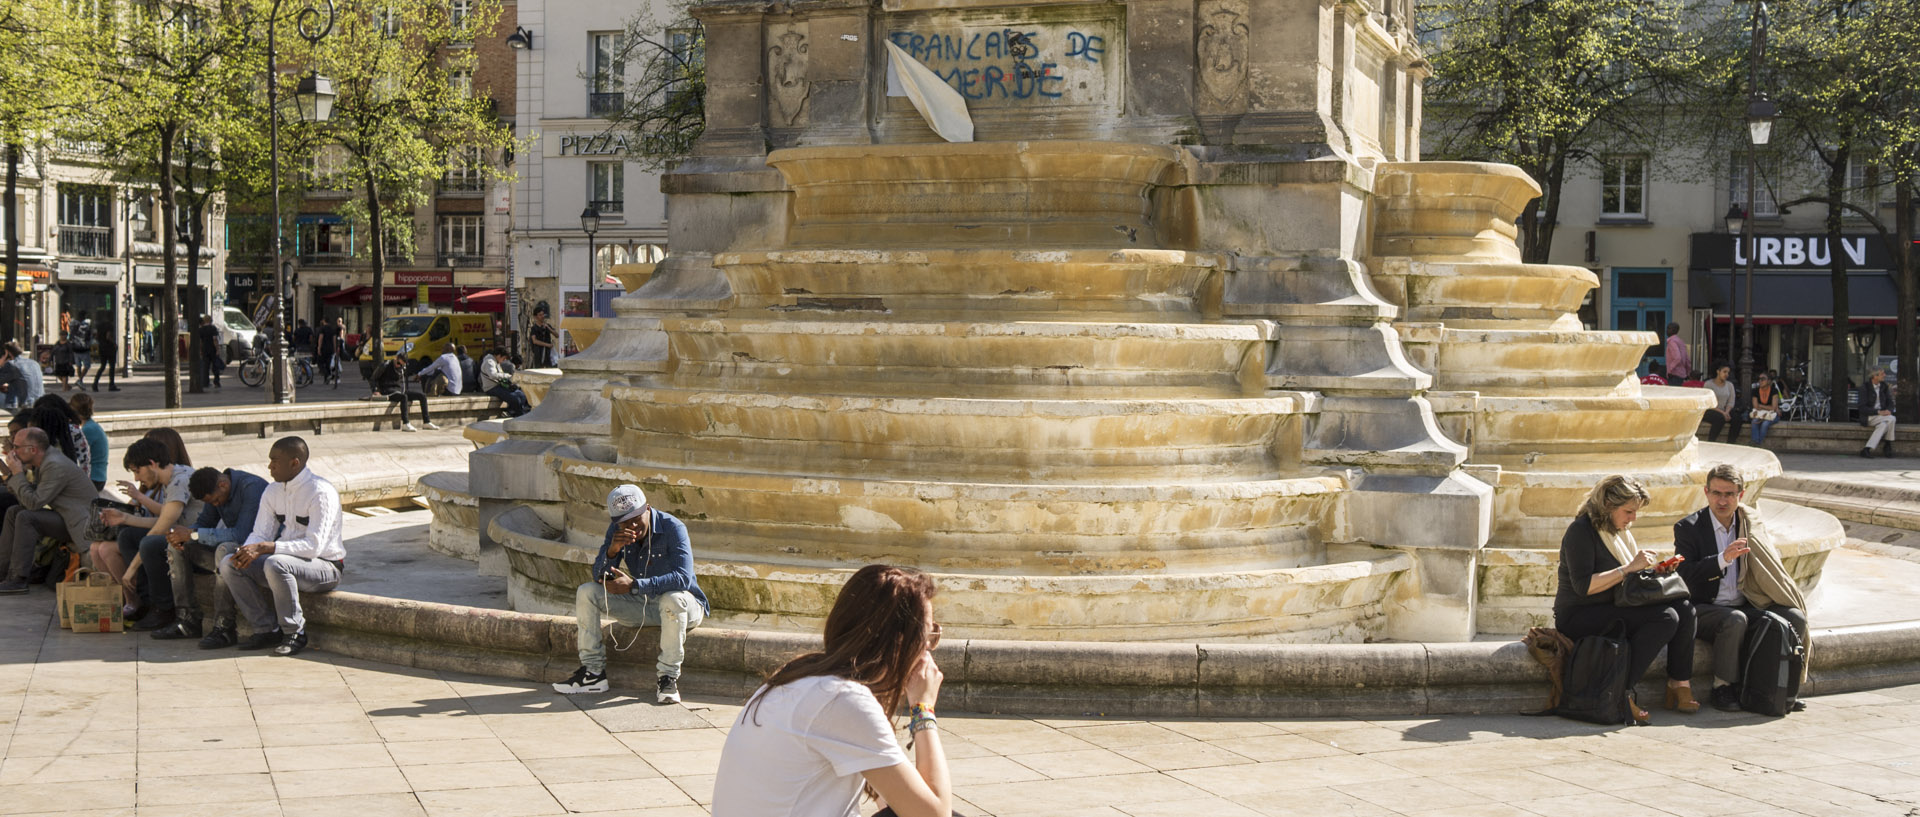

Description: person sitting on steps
[1673,464,1808,713]
[1860,367,1896,458]
[218,436,345,657]
[369,354,438,432]
[552,484,709,703]
[151,465,271,646]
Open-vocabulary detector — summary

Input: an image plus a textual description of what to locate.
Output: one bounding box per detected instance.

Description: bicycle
[1779,363,1830,422]
[237,347,316,388]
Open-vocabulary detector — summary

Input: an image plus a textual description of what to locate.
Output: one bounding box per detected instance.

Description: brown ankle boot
[1665,685,1700,714]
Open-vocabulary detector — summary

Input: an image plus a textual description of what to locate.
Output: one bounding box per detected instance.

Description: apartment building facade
[510,0,677,346]
[1543,146,1907,389]
[3,138,225,364]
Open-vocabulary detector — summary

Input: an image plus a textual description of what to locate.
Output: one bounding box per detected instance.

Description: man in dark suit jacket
[1860,368,1896,458]
[1673,464,1809,712]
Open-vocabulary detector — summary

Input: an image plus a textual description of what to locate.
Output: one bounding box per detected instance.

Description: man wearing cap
[552,484,709,702]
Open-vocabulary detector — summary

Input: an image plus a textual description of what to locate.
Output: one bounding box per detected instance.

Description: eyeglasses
[926,622,942,651]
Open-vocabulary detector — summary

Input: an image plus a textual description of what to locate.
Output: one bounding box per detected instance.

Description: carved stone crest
[768,25,811,127]
[1196,0,1251,114]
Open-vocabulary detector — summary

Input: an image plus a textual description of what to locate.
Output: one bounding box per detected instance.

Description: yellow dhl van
[359,312,495,366]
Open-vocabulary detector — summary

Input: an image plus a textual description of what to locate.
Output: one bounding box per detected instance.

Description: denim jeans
[1750,418,1777,444]
[574,583,704,679]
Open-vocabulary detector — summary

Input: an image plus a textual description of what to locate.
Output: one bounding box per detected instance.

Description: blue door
[1612,268,1672,377]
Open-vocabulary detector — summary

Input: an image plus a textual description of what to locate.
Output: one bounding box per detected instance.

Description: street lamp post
[1737,0,1776,412]
[266,0,337,404]
[579,207,600,328]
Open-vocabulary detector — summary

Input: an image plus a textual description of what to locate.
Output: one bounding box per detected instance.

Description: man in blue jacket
[553,484,709,702]
[150,467,270,646]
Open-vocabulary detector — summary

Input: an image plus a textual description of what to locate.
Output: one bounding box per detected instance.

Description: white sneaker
[553,666,609,694]
[401,423,418,432]
[424,421,441,430]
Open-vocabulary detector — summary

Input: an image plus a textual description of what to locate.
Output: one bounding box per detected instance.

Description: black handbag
[1614,568,1688,607]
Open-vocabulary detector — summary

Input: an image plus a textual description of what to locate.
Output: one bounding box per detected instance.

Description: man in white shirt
[417,346,464,396]
[1673,464,1808,712]
[219,436,345,657]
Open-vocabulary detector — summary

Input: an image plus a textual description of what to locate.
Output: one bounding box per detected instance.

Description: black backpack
[1739,610,1804,716]
[1553,622,1633,724]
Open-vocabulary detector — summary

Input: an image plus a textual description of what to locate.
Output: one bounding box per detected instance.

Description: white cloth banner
[884,40,974,143]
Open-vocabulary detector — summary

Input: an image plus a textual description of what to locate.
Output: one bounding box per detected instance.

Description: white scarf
[1600,527,1637,568]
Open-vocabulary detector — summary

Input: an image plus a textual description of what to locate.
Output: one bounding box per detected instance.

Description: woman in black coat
[1555,475,1699,723]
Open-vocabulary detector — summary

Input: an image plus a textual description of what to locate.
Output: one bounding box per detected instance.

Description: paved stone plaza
[4,590,1920,817]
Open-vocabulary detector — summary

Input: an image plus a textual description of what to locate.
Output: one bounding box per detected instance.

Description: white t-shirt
[710,675,912,817]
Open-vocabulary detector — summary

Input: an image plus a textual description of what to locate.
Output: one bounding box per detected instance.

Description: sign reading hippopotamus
[884,16,1119,108]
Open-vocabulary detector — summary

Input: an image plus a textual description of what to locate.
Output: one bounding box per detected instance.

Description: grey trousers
[169,541,237,628]
[574,583,704,679]
[220,552,340,634]
[1696,601,1809,686]
[2,506,68,582]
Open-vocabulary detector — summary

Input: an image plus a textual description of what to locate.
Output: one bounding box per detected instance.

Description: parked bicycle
[237,342,316,388]
[1780,363,1830,422]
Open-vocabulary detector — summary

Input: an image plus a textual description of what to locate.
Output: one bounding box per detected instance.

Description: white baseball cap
[607,484,648,523]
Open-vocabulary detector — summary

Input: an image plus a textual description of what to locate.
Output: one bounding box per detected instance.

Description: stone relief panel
[768,24,811,127]
[1196,0,1251,114]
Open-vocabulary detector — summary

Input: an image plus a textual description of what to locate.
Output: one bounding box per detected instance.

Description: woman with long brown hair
[711,564,953,817]
[1556,475,1698,724]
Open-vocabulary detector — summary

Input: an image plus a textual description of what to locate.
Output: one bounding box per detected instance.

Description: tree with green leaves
[0,0,91,344]
[1758,0,1917,412]
[1418,0,1707,263]
[304,0,515,366]
[86,0,260,407]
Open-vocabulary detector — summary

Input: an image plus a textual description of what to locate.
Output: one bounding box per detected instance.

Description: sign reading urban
[1691,233,1894,270]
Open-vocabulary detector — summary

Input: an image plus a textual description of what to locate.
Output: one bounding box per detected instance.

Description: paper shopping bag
[60,570,123,633]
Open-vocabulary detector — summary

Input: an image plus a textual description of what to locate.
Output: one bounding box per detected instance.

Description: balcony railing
[588,92,624,118]
[439,174,486,193]
[436,253,485,268]
[58,226,112,257]
[588,199,624,215]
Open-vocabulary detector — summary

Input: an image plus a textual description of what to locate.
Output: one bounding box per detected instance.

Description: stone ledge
[303,589,1920,718]
[98,395,509,442]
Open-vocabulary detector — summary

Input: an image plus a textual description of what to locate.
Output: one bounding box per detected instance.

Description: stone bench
[1697,419,1915,457]
[97,394,509,444]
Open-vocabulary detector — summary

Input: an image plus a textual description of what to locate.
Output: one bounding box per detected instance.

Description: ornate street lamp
[1736,1,1773,412]
[266,0,336,404]
[580,206,600,323]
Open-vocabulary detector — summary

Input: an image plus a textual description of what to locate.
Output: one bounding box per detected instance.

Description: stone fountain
[424,0,1842,646]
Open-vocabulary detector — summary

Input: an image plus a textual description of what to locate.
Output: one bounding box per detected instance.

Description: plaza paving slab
[5,585,1920,817]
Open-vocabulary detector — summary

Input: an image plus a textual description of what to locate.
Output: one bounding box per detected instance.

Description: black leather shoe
[273,631,310,657]
[131,608,177,632]
[198,626,238,649]
[237,630,283,651]
[150,618,202,640]
[1710,684,1742,712]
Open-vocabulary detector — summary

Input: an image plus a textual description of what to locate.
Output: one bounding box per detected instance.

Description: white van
[220,306,258,359]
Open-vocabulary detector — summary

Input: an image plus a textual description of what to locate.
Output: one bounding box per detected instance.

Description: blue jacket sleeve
[631,515,697,596]
[205,477,266,544]
[590,523,615,580]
